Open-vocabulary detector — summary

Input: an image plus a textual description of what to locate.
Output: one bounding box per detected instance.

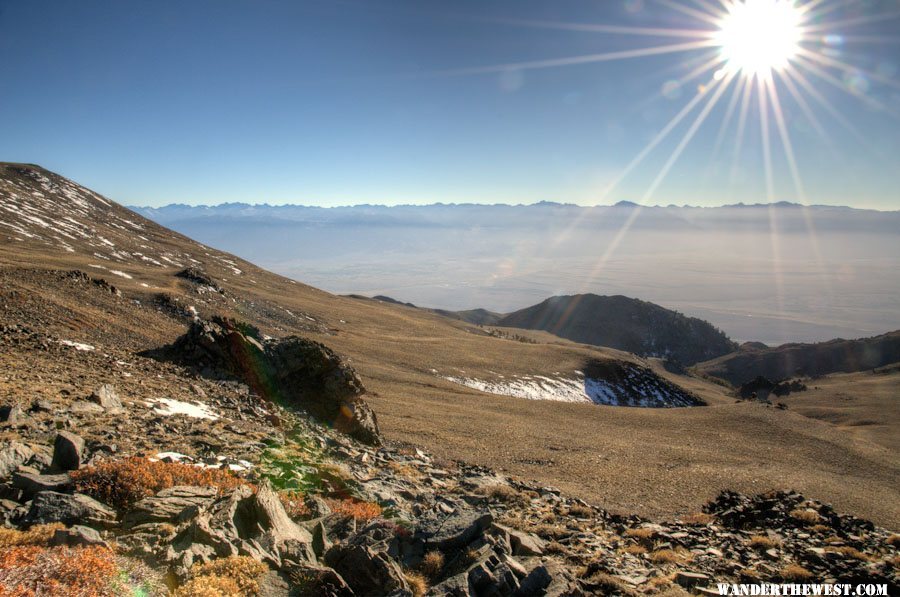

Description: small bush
[72,457,248,509]
[324,497,383,521]
[279,491,311,519]
[176,556,268,596]
[748,535,781,550]
[887,534,900,547]
[809,524,830,533]
[421,550,445,578]
[789,508,822,525]
[175,575,242,596]
[0,524,65,548]
[404,570,429,597]
[0,545,119,595]
[780,564,814,581]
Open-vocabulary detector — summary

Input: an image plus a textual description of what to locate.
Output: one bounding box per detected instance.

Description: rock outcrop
[164,316,380,444]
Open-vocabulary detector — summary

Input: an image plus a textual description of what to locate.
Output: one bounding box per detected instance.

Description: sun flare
[715,0,803,79]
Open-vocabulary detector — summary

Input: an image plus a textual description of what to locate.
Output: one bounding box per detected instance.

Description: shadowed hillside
[497,294,738,366]
[696,331,900,385]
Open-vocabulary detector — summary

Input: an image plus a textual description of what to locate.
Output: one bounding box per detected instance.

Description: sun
[715,0,803,79]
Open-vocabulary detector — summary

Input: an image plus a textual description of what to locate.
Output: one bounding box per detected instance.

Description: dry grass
[324,497,383,521]
[809,524,831,533]
[790,508,823,525]
[421,551,445,578]
[567,504,593,518]
[476,484,529,506]
[826,546,872,561]
[404,571,429,597]
[0,545,119,596]
[887,534,900,547]
[545,541,567,555]
[679,512,714,526]
[623,544,647,556]
[780,564,814,581]
[624,528,655,541]
[175,556,268,596]
[649,549,680,564]
[0,524,65,548]
[748,535,782,551]
[72,456,248,509]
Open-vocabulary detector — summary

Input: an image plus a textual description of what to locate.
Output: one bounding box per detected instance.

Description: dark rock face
[163,317,380,444]
[51,431,84,471]
[739,376,808,400]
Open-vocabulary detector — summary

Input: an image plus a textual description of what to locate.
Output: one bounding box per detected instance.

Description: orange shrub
[279,491,311,519]
[324,497,382,521]
[72,457,249,508]
[0,545,119,596]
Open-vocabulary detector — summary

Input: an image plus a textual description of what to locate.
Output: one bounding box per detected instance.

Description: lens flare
[715,0,803,79]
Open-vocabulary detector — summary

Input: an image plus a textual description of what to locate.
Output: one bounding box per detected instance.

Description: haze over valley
[138,201,900,346]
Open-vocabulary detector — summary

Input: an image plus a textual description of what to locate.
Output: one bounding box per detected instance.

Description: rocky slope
[1,322,897,595]
[496,295,737,366]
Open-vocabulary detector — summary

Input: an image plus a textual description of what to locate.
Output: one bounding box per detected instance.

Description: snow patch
[59,340,95,351]
[151,398,219,420]
[109,270,133,279]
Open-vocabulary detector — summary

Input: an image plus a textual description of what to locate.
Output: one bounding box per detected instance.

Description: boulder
[12,471,73,498]
[51,431,84,471]
[325,544,410,596]
[169,481,315,573]
[26,491,116,526]
[89,384,123,411]
[165,317,381,445]
[124,485,218,527]
[50,525,109,548]
[505,526,546,557]
[0,442,34,478]
[420,511,493,552]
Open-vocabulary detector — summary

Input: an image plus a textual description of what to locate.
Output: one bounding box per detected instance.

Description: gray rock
[12,471,73,498]
[170,481,315,572]
[51,431,84,471]
[0,405,24,424]
[69,401,104,415]
[90,384,123,411]
[422,511,493,552]
[429,572,472,597]
[311,520,331,558]
[0,442,34,478]
[26,491,116,526]
[50,525,109,548]
[124,485,217,527]
[325,544,410,596]
[506,527,546,557]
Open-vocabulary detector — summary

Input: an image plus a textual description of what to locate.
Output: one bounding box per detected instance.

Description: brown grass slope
[695,332,900,386]
[1,163,898,528]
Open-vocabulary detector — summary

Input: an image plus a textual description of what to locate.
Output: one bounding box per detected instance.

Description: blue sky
[1,0,898,208]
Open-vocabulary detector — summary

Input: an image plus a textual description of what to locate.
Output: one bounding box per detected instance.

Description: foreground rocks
[0,323,896,595]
